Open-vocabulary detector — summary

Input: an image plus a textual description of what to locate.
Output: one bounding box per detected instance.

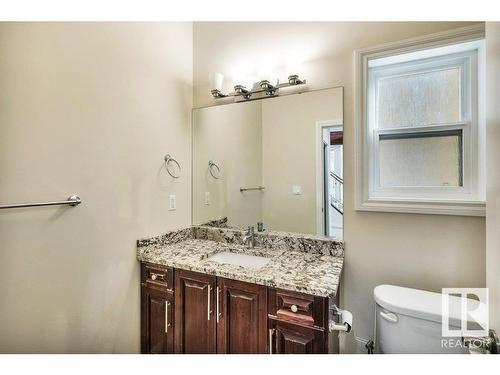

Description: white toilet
[374,284,484,354]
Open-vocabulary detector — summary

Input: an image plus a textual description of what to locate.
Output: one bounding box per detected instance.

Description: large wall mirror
[192,87,344,239]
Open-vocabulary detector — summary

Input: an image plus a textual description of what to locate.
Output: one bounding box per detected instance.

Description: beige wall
[193,22,486,351]
[262,88,343,234]
[0,21,489,354]
[192,101,262,228]
[0,22,193,353]
[486,22,500,332]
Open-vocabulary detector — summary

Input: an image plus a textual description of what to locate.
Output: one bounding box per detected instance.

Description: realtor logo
[441,288,489,337]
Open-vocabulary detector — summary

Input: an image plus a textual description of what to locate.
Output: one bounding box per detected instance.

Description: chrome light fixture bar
[209,73,307,102]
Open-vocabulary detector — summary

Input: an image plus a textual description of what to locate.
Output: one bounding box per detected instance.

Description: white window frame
[354,25,485,216]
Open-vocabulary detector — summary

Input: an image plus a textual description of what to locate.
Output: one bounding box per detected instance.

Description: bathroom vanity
[138,85,346,354]
[137,226,344,354]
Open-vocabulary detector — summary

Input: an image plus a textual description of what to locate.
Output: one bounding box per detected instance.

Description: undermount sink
[206,251,270,269]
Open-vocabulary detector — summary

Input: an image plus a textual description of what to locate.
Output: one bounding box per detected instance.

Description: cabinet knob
[290,304,298,313]
[150,273,165,281]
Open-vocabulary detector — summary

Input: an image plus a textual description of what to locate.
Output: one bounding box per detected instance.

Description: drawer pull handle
[290,304,298,313]
[150,273,165,281]
[207,285,211,321]
[165,301,171,333]
[216,286,221,323]
[269,328,275,354]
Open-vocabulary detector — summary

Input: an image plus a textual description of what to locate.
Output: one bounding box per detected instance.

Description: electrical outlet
[204,192,210,205]
[169,194,176,210]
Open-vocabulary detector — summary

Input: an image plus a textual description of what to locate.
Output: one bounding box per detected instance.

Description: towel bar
[0,195,82,209]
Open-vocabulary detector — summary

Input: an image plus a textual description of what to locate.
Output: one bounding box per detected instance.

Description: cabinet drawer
[141,262,174,292]
[268,289,327,328]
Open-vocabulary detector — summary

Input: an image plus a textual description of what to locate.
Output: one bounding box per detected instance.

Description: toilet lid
[374,284,486,328]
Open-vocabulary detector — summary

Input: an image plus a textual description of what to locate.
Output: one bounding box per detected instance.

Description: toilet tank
[374,285,484,354]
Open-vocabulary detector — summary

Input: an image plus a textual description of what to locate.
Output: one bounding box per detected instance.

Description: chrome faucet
[243,226,255,249]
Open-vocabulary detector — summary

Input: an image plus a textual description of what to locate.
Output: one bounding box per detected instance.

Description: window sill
[355,198,485,216]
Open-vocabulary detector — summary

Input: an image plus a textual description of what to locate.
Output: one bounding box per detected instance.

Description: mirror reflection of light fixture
[209,72,226,98]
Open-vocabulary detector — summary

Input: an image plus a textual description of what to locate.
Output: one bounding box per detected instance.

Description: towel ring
[164,154,181,179]
[208,160,221,179]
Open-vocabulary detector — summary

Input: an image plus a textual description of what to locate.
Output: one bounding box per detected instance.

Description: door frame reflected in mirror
[315,120,343,239]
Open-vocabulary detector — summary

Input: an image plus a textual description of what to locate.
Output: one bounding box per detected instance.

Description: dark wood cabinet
[216,277,267,354]
[267,288,330,354]
[174,270,217,353]
[141,286,174,354]
[140,262,333,354]
[270,320,326,354]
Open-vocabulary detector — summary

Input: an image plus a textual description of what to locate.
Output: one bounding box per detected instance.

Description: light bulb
[209,72,224,92]
[232,66,255,91]
[285,58,302,78]
[257,65,274,84]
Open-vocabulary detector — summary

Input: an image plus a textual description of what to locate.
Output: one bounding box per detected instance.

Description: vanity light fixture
[211,89,227,98]
[234,84,251,99]
[209,72,306,101]
[259,80,276,96]
[288,74,305,85]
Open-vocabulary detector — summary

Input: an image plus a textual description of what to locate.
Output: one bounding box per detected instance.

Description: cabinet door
[174,270,216,353]
[141,286,174,354]
[216,278,267,354]
[271,320,326,354]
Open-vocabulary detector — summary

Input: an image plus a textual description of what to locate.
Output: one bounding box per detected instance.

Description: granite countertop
[137,227,344,298]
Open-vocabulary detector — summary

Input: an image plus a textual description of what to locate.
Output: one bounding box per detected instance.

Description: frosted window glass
[377,68,461,128]
[379,131,462,187]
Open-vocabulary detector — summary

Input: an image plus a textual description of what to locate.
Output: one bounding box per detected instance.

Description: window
[378,130,463,188]
[355,26,485,216]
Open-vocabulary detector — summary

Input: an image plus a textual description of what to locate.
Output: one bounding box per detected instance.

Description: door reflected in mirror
[322,125,343,239]
[192,87,343,239]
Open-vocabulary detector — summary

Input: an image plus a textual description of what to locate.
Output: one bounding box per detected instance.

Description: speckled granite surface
[137,226,344,298]
[193,226,344,257]
[199,217,343,245]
